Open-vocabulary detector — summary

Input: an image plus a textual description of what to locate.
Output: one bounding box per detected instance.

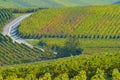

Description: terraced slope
[0,0,120,8]
[19,5,120,39]
[0,9,12,32]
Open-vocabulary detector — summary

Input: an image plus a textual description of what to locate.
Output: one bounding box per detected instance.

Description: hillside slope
[0,0,120,8]
[19,5,120,39]
[0,34,55,66]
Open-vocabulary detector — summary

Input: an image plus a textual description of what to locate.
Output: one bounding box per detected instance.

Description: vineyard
[0,34,56,66]
[19,5,120,39]
[0,52,120,80]
[0,3,120,80]
[0,9,12,32]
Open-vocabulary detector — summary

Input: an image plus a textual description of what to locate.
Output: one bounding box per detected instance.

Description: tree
[60,37,83,57]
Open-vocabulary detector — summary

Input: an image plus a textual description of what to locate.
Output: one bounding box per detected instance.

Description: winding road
[2,13,45,51]
[2,13,33,48]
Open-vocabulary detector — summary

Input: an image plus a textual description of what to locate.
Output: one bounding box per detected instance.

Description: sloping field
[19,5,120,39]
[0,0,120,8]
[0,34,49,66]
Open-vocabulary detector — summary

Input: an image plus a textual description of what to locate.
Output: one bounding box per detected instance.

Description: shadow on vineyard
[38,37,83,58]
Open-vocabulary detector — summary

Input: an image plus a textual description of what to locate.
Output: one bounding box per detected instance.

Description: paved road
[2,13,33,48]
[2,13,57,53]
[2,13,35,48]
[2,14,31,36]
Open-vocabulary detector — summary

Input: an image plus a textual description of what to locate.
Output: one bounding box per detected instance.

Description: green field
[19,5,120,39]
[28,38,120,48]
[0,0,120,8]
[0,52,120,80]
[28,38,120,54]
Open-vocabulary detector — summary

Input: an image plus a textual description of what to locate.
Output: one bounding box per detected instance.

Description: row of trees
[18,33,120,39]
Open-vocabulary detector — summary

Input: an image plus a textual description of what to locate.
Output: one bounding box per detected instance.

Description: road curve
[2,13,34,48]
[2,13,57,53]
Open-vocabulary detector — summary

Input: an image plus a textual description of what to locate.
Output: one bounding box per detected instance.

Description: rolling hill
[0,1,120,80]
[0,0,120,8]
[19,5,120,39]
[18,5,120,55]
